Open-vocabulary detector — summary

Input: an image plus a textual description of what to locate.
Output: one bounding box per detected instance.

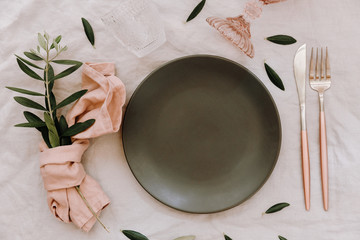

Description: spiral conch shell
[206,15,254,58]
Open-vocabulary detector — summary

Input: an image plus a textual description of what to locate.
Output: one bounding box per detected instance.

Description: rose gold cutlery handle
[301,130,310,211]
[320,111,329,211]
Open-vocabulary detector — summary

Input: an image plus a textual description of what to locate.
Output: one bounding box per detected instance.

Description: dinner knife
[294,44,310,211]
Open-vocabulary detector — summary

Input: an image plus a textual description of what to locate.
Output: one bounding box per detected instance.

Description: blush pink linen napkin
[39,62,126,232]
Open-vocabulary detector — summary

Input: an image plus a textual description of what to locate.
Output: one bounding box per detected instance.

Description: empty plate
[122,55,281,213]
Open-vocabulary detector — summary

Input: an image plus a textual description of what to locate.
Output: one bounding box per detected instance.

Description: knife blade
[294,44,310,211]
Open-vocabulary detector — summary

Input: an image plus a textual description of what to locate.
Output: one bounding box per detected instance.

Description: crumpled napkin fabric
[39,62,126,232]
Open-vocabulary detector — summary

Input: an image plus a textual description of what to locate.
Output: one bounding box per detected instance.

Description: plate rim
[121,54,282,214]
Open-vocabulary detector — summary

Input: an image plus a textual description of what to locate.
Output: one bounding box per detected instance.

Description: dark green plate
[122,55,281,213]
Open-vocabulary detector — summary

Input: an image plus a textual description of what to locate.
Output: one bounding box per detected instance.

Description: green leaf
[15,122,46,128]
[81,17,95,47]
[58,115,72,145]
[52,59,82,66]
[224,234,232,240]
[15,55,43,70]
[54,89,87,110]
[58,115,68,134]
[265,202,290,214]
[266,35,297,45]
[264,63,285,91]
[24,51,43,61]
[52,63,82,81]
[6,86,44,96]
[122,230,149,240]
[278,236,287,240]
[44,112,60,148]
[173,236,196,240]
[186,0,206,22]
[16,58,43,80]
[50,35,62,49]
[24,111,51,148]
[62,119,95,137]
[38,33,47,50]
[14,96,47,110]
[48,64,55,91]
[23,111,42,123]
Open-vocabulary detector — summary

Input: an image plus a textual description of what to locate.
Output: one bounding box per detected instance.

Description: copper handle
[301,130,310,211]
[320,111,329,211]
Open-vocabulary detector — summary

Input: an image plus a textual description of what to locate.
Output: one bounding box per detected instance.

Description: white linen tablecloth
[1,0,360,239]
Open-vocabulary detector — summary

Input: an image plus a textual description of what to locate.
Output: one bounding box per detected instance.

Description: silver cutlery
[294,44,310,211]
[309,47,331,211]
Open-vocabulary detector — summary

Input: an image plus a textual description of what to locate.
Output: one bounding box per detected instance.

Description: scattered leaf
[278,236,287,240]
[224,234,232,240]
[14,96,46,111]
[81,17,95,47]
[265,202,290,214]
[16,58,43,80]
[264,63,285,91]
[122,230,149,240]
[15,122,46,128]
[6,86,44,96]
[54,89,87,110]
[44,112,60,148]
[62,119,95,137]
[266,35,296,45]
[24,51,42,61]
[186,0,206,22]
[173,236,196,240]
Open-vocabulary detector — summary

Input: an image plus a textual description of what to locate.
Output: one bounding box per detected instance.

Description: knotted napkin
[39,62,126,231]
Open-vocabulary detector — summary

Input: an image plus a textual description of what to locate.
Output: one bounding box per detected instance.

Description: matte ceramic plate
[122,55,281,213]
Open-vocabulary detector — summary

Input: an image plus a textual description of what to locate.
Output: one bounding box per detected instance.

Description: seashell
[206,15,254,58]
[244,0,263,19]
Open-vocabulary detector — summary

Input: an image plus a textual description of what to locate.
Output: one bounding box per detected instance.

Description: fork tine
[326,47,331,79]
[320,48,325,80]
[315,48,320,80]
[309,47,314,80]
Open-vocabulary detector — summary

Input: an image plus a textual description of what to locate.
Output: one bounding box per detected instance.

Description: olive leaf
[50,35,62,49]
[266,35,297,45]
[173,236,196,240]
[59,115,72,146]
[23,111,51,147]
[54,89,87,110]
[265,202,290,214]
[14,96,47,111]
[6,86,44,96]
[16,55,43,70]
[24,51,43,61]
[44,112,60,148]
[15,122,46,128]
[81,17,95,48]
[52,63,83,81]
[278,235,287,240]
[264,63,285,91]
[38,33,47,50]
[16,58,43,80]
[61,119,95,137]
[186,0,206,22]
[48,64,55,91]
[52,59,82,66]
[224,234,232,240]
[122,230,149,240]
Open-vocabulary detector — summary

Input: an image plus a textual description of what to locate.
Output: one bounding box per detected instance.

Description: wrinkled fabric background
[0,0,360,239]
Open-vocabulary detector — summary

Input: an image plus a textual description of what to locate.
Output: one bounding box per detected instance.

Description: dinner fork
[309,47,331,211]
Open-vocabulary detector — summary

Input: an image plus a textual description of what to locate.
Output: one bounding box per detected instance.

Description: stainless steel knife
[294,44,310,211]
